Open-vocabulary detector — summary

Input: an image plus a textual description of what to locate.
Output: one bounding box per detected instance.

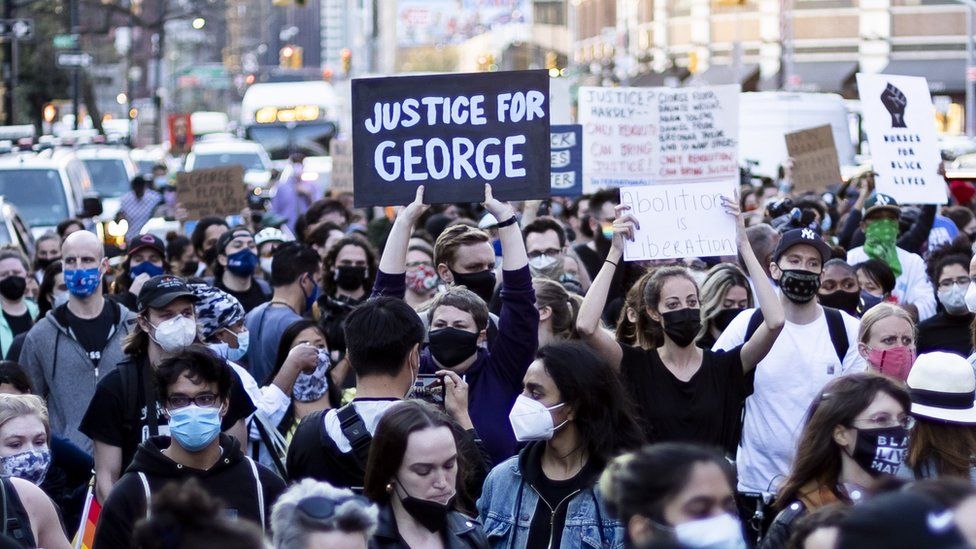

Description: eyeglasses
[849,415,915,430]
[527,249,562,259]
[938,277,971,289]
[166,393,219,409]
[296,495,371,523]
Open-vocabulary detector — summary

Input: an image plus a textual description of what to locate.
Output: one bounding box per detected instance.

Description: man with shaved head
[21,230,136,452]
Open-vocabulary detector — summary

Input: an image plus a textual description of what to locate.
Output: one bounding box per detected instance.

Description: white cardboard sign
[621,180,738,261]
[578,85,739,193]
[856,73,947,205]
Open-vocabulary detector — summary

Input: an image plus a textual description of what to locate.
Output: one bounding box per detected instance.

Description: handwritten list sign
[329,138,354,194]
[785,125,843,194]
[857,73,946,204]
[621,180,738,261]
[578,85,739,192]
[550,124,582,197]
[176,166,247,220]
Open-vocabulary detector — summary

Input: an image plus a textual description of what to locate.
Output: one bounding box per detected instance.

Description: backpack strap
[335,404,372,468]
[822,307,850,365]
[119,362,139,436]
[142,361,159,438]
[744,310,765,342]
[246,457,265,528]
[137,472,152,519]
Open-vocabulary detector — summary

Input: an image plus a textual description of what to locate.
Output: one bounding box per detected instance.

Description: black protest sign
[351,70,550,207]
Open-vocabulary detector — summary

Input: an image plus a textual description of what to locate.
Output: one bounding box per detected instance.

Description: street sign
[56,52,92,68]
[0,19,33,40]
[53,34,78,49]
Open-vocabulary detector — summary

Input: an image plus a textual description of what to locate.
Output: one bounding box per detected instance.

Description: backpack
[119,360,159,440]
[743,307,850,364]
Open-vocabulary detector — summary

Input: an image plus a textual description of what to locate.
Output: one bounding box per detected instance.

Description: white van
[739,92,856,179]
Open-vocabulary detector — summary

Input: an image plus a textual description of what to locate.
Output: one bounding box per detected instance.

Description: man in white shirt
[846,194,936,321]
[714,228,865,539]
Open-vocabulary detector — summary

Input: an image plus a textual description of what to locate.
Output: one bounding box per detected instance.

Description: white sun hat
[906,352,976,424]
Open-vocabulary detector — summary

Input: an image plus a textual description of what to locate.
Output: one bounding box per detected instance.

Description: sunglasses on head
[297,495,371,522]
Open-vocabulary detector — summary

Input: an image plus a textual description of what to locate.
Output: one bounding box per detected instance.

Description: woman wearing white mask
[0,394,71,548]
[917,254,973,356]
[477,342,644,548]
[599,442,745,549]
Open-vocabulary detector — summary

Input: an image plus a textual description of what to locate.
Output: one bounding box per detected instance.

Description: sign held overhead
[785,125,843,194]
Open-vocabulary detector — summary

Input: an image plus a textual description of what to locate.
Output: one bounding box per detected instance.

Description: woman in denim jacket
[477,342,644,548]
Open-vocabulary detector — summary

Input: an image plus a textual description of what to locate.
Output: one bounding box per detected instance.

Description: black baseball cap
[216,228,254,255]
[838,491,969,549]
[773,228,832,264]
[126,234,165,257]
[136,275,199,312]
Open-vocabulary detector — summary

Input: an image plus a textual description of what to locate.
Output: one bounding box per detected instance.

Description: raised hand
[483,184,515,222]
[610,204,640,256]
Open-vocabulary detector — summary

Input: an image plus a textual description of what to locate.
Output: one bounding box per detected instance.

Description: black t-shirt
[65,304,115,367]
[916,310,974,357]
[3,309,31,338]
[79,357,256,471]
[523,442,603,549]
[619,344,749,454]
[215,279,269,313]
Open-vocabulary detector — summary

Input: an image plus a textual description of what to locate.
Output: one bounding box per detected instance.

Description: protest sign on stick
[550,124,582,197]
[620,180,738,261]
[785,125,843,194]
[329,138,354,194]
[578,85,739,192]
[856,73,947,204]
[176,166,247,220]
[351,70,550,207]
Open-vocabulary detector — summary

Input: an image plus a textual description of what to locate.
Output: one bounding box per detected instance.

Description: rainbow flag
[72,478,100,549]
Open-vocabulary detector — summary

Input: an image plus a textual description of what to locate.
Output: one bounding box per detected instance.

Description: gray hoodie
[20,300,135,452]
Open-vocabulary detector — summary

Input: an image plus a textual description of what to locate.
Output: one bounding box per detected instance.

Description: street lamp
[192,18,206,30]
[116,93,127,104]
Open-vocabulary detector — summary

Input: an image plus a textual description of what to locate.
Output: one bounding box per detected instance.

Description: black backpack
[743,307,850,364]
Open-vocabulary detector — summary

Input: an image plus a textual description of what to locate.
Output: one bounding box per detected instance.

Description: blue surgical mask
[226,249,258,277]
[168,405,221,452]
[64,267,101,297]
[129,260,164,280]
[227,329,249,362]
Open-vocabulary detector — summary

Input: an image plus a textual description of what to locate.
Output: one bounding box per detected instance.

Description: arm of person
[483,184,527,271]
[18,332,47,398]
[12,477,72,549]
[731,196,786,373]
[93,441,122,504]
[576,204,637,371]
[371,186,428,299]
[270,343,318,398]
[897,204,936,255]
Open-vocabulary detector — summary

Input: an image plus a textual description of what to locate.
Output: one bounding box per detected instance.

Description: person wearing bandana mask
[856,303,917,382]
[478,342,643,549]
[0,251,37,358]
[917,255,975,356]
[267,321,341,439]
[846,194,937,322]
[79,275,256,505]
[31,233,60,284]
[369,185,540,464]
[363,400,489,548]
[317,236,376,368]
[93,348,285,549]
[763,374,911,548]
[712,227,867,540]
[214,228,271,313]
[109,234,167,312]
[578,196,784,458]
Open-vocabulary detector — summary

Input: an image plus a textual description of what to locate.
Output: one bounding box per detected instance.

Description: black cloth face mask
[848,425,908,477]
[779,270,821,303]
[334,266,368,291]
[713,308,744,332]
[661,308,701,348]
[818,290,860,317]
[428,327,479,368]
[396,481,454,532]
[449,269,496,304]
[0,276,26,301]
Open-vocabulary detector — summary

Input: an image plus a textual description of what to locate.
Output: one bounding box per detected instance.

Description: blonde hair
[533,278,581,340]
[858,302,916,344]
[698,263,753,340]
[0,394,49,439]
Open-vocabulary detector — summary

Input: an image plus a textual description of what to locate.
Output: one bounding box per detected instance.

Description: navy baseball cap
[773,228,832,263]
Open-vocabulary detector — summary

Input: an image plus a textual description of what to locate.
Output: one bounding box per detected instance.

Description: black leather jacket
[369,502,490,549]
[759,500,808,549]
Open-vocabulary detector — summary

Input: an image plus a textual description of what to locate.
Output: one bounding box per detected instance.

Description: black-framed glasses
[527,249,562,259]
[938,277,971,289]
[297,495,371,522]
[166,393,219,409]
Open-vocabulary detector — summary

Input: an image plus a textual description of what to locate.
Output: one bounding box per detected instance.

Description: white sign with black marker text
[621,180,738,261]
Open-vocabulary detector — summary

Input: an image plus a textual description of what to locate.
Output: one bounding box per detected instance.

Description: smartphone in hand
[408,374,444,406]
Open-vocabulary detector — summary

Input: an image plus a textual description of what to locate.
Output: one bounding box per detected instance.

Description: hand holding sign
[483,184,515,224]
[396,185,430,226]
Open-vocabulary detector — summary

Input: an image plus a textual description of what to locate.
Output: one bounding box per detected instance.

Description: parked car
[0,198,36,259]
[74,146,138,220]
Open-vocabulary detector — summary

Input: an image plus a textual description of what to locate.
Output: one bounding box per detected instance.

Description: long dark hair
[907,419,976,480]
[266,320,341,428]
[321,236,377,297]
[537,342,644,462]
[37,260,62,317]
[776,373,910,508]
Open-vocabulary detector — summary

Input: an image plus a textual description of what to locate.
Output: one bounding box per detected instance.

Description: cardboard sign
[620,180,738,261]
[176,166,247,220]
[785,125,843,194]
[329,138,353,195]
[351,70,550,207]
[856,73,947,204]
[550,124,582,197]
[578,85,739,192]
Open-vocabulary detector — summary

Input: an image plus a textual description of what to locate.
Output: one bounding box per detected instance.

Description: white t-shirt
[323,399,399,453]
[714,306,865,494]
[846,246,936,322]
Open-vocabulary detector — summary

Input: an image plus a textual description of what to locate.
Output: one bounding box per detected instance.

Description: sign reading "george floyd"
[351,70,551,207]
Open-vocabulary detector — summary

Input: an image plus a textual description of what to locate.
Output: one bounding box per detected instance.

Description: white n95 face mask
[674,513,747,549]
[151,315,197,354]
[965,283,976,314]
[508,394,567,441]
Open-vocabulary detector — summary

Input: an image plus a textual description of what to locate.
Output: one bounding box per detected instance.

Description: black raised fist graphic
[881,83,908,128]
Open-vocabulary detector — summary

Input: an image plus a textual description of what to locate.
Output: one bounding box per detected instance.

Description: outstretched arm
[483,184,528,270]
[378,186,429,275]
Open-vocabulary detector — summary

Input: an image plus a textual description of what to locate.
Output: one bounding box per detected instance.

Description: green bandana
[863,218,902,278]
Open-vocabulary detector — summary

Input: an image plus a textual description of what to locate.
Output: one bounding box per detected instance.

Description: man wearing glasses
[94,346,285,548]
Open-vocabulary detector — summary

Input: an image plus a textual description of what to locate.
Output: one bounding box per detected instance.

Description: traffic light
[545,51,558,70]
[340,48,352,74]
[42,103,58,124]
[280,45,303,69]
[688,51,699,74]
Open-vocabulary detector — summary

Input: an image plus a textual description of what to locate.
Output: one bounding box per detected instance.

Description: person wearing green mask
[846,194,936,322]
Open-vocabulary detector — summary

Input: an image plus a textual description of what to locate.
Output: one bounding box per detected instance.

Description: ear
[477,329,488,346]
[858,342,870,360]
[219,401,229,418]
[137,314,151,333]
[538,306,553,322]
[627,515,654,547]
[645,306,661,323]
[99,257,110,275]
[625,307,638,323]
[437,263,453,283]
[833,423,854,449]
[769,261,782,282]
[218,254,228,267]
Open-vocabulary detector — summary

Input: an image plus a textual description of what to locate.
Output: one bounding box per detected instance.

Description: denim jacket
[476,448,625,549]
